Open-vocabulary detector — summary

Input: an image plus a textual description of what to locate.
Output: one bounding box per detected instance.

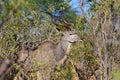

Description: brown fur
[17,31,82,80]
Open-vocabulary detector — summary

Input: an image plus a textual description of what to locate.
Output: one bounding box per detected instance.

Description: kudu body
[17,10,82,80]
[18,31,81,80]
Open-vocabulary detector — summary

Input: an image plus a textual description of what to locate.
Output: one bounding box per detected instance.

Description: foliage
[77,0,120,80]
[0,0,120,80]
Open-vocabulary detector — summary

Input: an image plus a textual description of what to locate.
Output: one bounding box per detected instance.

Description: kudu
[17,11,82,80]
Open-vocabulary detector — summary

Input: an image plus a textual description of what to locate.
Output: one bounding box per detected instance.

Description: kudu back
[18,31,82,80]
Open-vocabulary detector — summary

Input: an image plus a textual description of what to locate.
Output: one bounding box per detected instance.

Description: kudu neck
[54,40,71,63]
[58,40,71,53]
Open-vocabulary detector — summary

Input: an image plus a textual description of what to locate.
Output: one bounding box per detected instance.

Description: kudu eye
[69,34,72,35]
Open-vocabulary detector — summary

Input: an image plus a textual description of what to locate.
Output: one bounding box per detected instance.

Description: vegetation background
[0,0,120,80]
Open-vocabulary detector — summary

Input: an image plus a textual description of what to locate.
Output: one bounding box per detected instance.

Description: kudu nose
[80,39,83,42]
[80,37,83,42]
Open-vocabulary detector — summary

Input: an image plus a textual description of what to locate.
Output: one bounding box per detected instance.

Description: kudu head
[61,31,82,43]
[43,10,82,42]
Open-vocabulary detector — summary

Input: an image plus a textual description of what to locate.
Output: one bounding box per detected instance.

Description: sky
[70,0,82,14]
[70,0,91,17]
